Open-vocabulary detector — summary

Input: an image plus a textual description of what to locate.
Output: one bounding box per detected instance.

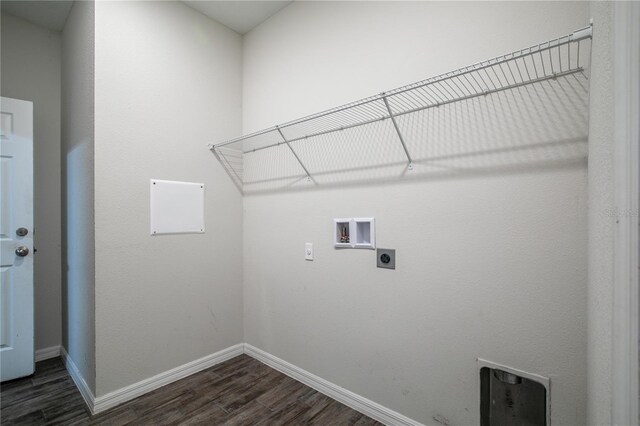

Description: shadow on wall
[214,73,588,195]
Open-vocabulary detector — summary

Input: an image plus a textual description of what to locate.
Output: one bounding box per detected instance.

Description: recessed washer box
[334,217,375,249]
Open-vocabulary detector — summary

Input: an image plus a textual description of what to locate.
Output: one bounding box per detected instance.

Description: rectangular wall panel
[149,179,205,235]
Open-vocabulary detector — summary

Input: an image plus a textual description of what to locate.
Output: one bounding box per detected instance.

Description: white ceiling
[0,1,292,35]
[1,1,73,32]
[183,1,292,35]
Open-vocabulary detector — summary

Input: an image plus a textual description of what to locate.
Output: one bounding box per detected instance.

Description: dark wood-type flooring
[1,354,383,425]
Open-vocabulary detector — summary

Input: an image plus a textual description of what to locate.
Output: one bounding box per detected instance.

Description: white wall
[61,0,96,393]
[242,2,589,424]
[586,2,614,424]
[1,12,62,352]
[93,1,243,396]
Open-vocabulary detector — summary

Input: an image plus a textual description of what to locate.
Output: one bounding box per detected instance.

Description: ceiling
[0,1,73,32]
[183,1,292,35]
[0,1,292,35]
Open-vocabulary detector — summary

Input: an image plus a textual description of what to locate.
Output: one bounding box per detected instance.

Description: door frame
[612,2,640,424]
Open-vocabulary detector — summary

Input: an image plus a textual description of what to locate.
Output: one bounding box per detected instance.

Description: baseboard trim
[60,346,96,413]
[244,344,422,426]
[35,345,61,362]
[62,342,419,424]
[92,343,244,414]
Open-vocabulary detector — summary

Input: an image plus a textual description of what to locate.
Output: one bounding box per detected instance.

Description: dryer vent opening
[480,366,547,426]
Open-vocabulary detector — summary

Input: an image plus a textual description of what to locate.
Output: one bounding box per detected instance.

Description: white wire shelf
[210,25,592,191]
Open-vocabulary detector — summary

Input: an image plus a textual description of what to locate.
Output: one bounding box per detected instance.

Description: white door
[0,97,34,381]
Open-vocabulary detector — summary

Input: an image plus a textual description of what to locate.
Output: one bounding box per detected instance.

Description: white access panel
[150,179,205,235]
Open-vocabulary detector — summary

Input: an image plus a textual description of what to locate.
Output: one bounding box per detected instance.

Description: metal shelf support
[276,126,314,183]
[382,95,413,169]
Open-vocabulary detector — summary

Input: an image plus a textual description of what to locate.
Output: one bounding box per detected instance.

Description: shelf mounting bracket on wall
[276,126,315,183]
[382,94,413,170]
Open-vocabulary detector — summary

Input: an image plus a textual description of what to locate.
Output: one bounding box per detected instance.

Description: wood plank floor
[1,354,383,425]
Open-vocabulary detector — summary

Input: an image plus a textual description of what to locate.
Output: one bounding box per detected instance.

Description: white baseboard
[61,342,419,425]
[60,346,96,413]
[244,344,422,426]
[35,345,61,362]
[92,343,244,414]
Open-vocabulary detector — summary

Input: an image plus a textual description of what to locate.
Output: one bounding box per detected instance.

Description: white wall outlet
[305,243,313,261]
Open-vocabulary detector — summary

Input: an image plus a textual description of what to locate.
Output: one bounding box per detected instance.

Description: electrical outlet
[305,243,313,261]
[377,248,395,269]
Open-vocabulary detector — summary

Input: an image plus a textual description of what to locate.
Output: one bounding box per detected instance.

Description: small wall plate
[377,248,395,269]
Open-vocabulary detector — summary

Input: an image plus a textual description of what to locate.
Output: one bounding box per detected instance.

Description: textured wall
[241,2,589,424]
[93,1,244,397]
[61,0,96,393]
[1,13,62,352]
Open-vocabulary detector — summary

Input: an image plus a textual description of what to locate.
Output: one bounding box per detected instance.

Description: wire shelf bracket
[382,94,413,170]
[210,24,592,191]
[276,126,315,183]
